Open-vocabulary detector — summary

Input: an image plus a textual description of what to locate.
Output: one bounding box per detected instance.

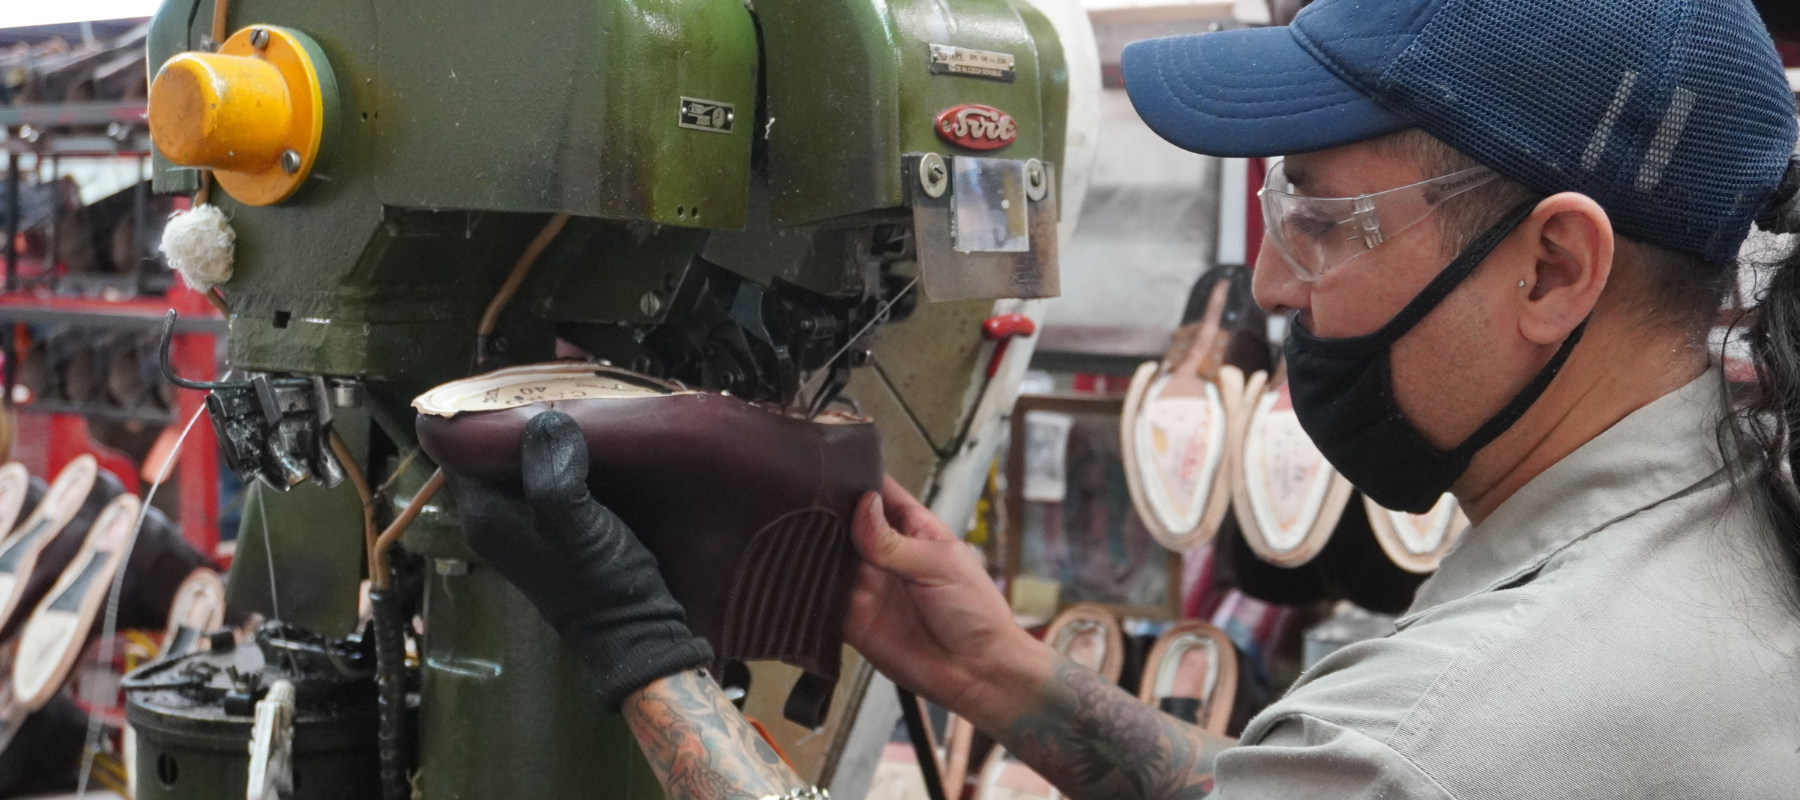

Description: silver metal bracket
[902,153,1060,302]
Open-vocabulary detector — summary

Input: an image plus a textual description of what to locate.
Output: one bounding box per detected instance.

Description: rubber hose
[369,588,409,800]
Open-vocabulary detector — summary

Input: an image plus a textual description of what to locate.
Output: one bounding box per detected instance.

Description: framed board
[1002,394,1182,623]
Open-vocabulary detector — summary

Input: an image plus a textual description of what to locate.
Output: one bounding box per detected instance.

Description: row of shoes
[18,330,179,413]
[875,604,1238,800]
[0,455,219,795]
[1,22,150,108]
[1119,267,1469,574]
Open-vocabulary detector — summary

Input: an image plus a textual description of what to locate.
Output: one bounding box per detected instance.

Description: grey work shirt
[1214,371,1800,799]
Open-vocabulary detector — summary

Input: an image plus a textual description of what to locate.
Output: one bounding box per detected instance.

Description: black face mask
[1283,201,1587,514]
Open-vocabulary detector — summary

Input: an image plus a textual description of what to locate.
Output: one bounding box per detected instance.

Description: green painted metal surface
[755,0,1051,226]
[225,411,370,639]
[371,0,756,226]
[151,0,754,226]
[220,207,558,386]
[390,451,665,800]
[697,183,889,299]
[142,0,1074,795]
[415,563,661,799]
[537,218,711,326]
[146,0,757,384]
[1013,0,1070,209]
[131,717,380,800]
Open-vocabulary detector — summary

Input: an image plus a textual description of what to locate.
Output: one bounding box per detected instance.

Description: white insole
[12,494,140,709]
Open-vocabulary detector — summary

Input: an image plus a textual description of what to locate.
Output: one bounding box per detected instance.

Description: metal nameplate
[679,97,735,133]
[929,44,1017,83]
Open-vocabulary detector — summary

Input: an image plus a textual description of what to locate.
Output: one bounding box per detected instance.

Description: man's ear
[1517,192,1613,345]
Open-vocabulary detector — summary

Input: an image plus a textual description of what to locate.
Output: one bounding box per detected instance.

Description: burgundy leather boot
[416,364,882,724]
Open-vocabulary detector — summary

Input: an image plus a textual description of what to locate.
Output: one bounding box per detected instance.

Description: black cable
[368,588,410,800]
[897,686,950,800]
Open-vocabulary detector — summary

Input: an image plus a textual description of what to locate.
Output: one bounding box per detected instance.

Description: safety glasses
[1259,160,1498,281]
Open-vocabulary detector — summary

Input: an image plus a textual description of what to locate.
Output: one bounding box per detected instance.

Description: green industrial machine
[127,0,1084,797]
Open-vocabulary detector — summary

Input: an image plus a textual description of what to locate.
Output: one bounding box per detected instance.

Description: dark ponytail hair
[1734,176,1800,606]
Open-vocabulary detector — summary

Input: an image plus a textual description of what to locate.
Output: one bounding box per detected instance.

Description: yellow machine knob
[149,52,294,172]
[148,26,336,206]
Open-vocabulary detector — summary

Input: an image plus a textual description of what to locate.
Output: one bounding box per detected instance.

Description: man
[448,0,1800,797]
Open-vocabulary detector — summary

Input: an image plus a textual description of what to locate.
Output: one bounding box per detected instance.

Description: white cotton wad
[159,204,236,291]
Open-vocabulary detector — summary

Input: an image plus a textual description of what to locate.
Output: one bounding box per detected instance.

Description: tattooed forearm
[622,669,807,800]
[1001,658,1235,800]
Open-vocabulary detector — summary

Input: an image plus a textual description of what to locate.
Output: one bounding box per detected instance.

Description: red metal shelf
[2,282,227,559]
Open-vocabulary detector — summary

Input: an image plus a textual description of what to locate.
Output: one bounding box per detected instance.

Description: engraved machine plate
[929,43,1017,82]
[679,97,735,133]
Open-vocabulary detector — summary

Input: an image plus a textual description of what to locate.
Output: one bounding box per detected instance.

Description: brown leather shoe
[0,648,23,756]
[0,456,103,638]
[157,568,227,661]
[0,465,29,542]
[13,493,142,711]
[416,364,881,723]
[1137,621,1237,736]
[0,685,86,795]
[1040,602,1124,684]
[113,499,212,634]
[0,463,206,645]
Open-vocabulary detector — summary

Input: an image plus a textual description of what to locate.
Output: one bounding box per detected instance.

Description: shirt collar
[1401,369,1731,621]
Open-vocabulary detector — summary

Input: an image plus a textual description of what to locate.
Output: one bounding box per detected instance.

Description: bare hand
[844,476,1040,715]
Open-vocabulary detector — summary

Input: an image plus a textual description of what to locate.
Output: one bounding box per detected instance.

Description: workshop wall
[1044,88,1219,347]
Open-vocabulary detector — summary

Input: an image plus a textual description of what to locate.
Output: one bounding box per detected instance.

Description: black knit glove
[444,411,713,711]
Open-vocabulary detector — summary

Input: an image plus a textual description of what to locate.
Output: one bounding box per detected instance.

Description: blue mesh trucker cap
[1121,0,1800,262]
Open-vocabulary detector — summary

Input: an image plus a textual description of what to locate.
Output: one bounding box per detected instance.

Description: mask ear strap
[1443,316,1589,468]
[1291,199,1540,357]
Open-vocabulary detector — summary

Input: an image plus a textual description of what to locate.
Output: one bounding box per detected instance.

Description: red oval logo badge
[934,104,1018,151]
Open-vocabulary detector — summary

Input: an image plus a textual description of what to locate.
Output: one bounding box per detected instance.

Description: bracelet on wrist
[760,787,828,800]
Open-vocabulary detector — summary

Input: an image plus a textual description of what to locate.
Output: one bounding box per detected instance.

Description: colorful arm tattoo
[622,670,807,800]
[1001,658,1236,800]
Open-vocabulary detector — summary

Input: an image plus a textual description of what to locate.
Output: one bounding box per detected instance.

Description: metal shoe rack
[1,19,224,559]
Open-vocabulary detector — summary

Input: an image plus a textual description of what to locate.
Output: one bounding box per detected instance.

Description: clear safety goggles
[1259,159,1498,281]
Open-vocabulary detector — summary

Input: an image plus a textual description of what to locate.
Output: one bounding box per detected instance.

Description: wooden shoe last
[1363,494,1470,574]
[1228,369,1354,568]
[1122,267,1268,552]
